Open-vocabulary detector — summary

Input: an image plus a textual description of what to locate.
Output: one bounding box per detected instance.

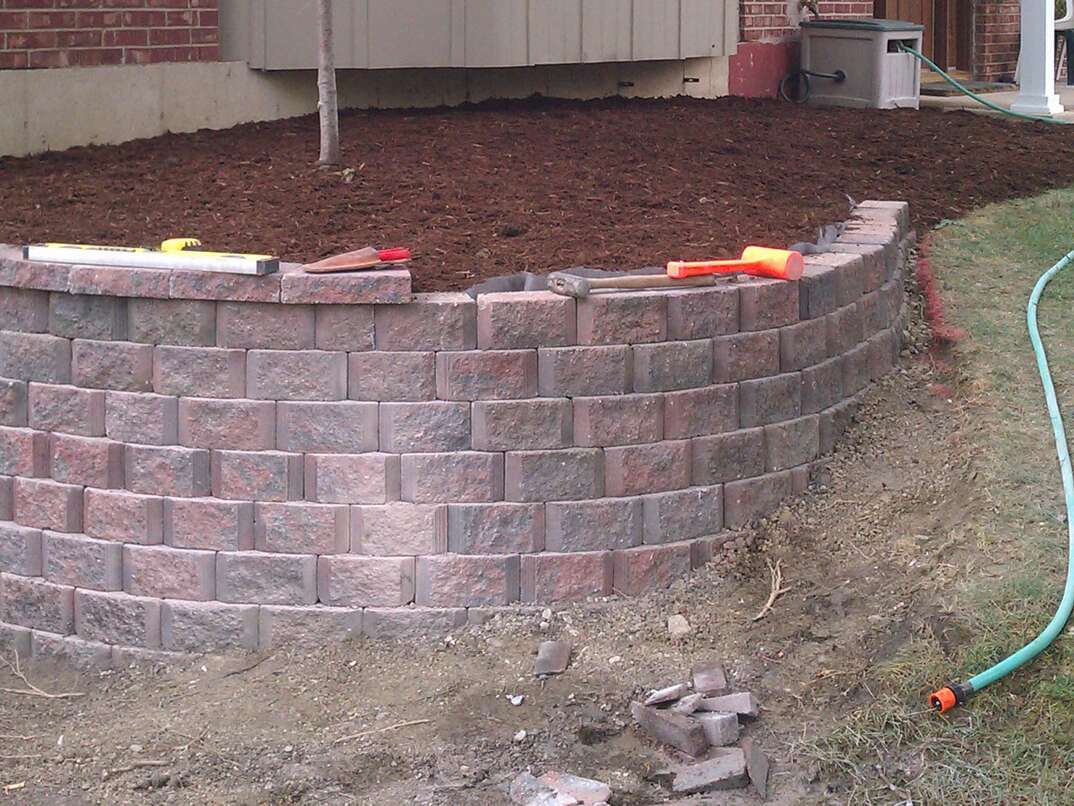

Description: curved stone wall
[0,200,912,664]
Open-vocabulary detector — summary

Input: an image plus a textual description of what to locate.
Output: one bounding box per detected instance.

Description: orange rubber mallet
[667,246,804,281]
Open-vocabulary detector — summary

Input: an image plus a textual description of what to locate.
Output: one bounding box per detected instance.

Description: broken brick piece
[698,692,760,721]
[644,682,691,706]
[697,711,739,747]
[630,702,708,758]
[691,660,729,696]
[742,737,771,800]
[670,749,749,794]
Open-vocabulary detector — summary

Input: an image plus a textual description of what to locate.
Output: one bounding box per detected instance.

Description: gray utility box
[800,19,924,109]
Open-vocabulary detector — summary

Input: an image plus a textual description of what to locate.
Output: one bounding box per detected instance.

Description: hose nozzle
[929,682,971,714]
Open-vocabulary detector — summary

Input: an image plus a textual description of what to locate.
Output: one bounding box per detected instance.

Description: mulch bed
[3,96,1074,293]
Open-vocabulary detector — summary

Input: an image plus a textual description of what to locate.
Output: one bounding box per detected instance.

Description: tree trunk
[316,0,341,166]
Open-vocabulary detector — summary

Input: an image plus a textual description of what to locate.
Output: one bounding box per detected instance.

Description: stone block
[0,476,10,520]
[304,453,399,504]
[612,542,692,595]
[504,448,604,502]
[30,630,113,670]
[71,339,152,391]
[27,382,105,436]
[163,497,255,551]
[400,451,504,503]
[691,428,764,485]
[280,268,411,305]
[0,426,49,477]
[161,600,259,653]
[0,572,74,634]
[49,293,127,340]
[122,544,215,600]
[259,604,362,650]
[254,501,350,554]
[153,345,246,398]
[13,478,82,532]
[476,291,575,349]
[632,339,712,392]
[42,531,122,590]
[713,330,780,382]
[0,287,49,331]
[213,450,304,501]
[349,351,435,401]
[314,304,374,352]
[471,398,570,451]
[177,397,276,451]
[521,551,612,603]
[605,440,691,496]
[216,301,315,349]
[83,488,164,544]
[414,554,520,607]
[668,749,749,794]
[126,298,216,346]
[0,378,28,427]
[170,268,280,303]
[105,391,179,445]
[362,607,468,640]
[74,589,161,648]
[764,415,820,473]
[124,444,211,497]
[826,303,865,354]
[577,291,667,345]
[374,293,476,350]
[800,357,844,415]
[276,401,379,453]
[799,260,838,320]
[779,317,829,372]
[827,242,887,292]
[444,502,545,554]
[546,497,643,552]
[437,349,539,400]
[842,342,871,396]
[216,551,317,605]
[739,373,802,428]
[49,433,125,488]
[0,332,71,384]
[351,503,444,555]
[379,401,471,452]
[665,285,740,339]
[537,344,632,397]
[738,277,798,331]
[316,555,416,607]
[642,485,723,544]
[247,349,347,401]
[0,522,42,576]
[723,470,794,528]
[819,398,860,454]
[68,264,170,298]
[664,384,738,440]
[572,393,663,447]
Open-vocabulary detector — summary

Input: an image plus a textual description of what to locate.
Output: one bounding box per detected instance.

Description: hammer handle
[583,274,718,292]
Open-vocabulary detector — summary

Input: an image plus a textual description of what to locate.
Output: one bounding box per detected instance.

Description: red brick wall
[973,0,1020,82]
[741,1,876,43]
[0,0,218,70]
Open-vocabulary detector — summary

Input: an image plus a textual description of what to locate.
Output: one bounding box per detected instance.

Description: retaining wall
[0,200,912,666]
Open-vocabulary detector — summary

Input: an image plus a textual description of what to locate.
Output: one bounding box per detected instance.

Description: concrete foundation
[0,57,729,158]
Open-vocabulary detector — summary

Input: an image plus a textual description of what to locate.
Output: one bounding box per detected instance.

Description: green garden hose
[930,248,1074,713]
[897,43,1069,126]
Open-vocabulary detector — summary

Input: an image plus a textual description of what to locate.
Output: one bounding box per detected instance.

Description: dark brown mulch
[2,96,1073,293]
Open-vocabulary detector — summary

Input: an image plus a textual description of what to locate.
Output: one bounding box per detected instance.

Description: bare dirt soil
[2,96,1074,291]
[0,293,982,805]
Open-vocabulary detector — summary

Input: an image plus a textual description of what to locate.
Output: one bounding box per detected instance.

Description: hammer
[547,246,804,299]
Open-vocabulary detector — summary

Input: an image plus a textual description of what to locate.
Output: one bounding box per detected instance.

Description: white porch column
[1011,0,1064,116]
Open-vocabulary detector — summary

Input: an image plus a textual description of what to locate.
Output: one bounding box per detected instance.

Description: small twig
[333,719,431,745]
[0,755,39,761]
[0,735,35,741]
[752,559,792,622]
[0,651,83,700]
[103,760,169,780]
[221,653,272,678]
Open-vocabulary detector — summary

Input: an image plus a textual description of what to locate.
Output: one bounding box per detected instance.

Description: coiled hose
[930,248,1074,713]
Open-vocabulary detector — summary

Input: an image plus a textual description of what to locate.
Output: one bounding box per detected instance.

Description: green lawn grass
[805,189,1074,804]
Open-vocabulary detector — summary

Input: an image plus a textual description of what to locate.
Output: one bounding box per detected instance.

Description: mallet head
[547,272,591,299]
[740,246,804,281]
